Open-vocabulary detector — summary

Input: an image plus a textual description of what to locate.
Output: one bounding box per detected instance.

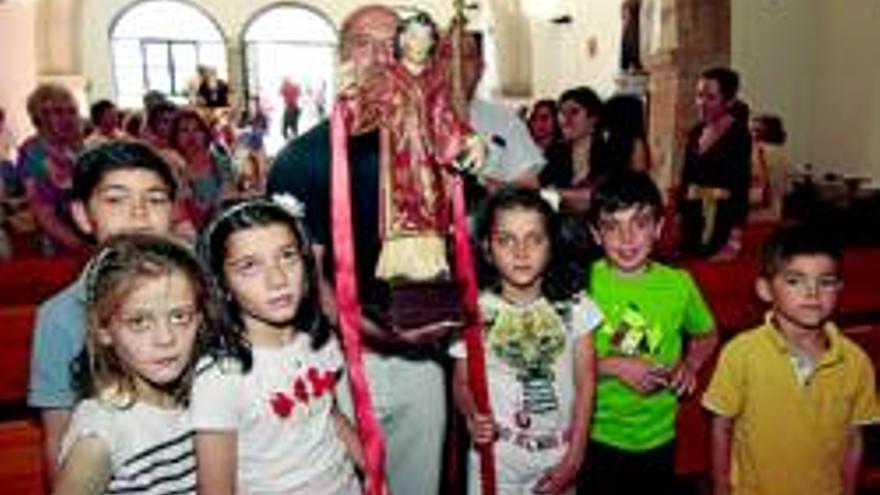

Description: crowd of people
[0,3,869,495]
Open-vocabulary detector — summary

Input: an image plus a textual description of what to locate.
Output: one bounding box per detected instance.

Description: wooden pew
[682,246,880,338]
[0,305,37,403]
[0,418,45,495]
[0,257,83,306]
[842,325,880,493]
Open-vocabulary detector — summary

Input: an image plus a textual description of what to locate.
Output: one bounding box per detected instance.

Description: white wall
[732,0,816,174]
[733,0,880,184]
[811,0,880,182]
[530,0,623,101]
[0,0,39,140]
[80,0,454,102]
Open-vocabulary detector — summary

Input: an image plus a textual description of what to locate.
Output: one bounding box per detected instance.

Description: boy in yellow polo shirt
[703,224,878,495]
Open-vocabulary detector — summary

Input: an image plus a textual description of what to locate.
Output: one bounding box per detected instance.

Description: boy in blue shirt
[28,141,179,483]
[583,170,718,494]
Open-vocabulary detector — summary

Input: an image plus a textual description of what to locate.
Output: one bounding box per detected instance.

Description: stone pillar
[642,0,730,190]
[35,0,88,108]
[225,37,245,121]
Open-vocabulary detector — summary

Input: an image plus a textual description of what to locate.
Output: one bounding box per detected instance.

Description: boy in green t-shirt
[582,171,718,494]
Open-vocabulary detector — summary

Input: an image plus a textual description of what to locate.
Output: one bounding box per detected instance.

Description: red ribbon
[330,102,388,495]
[331,99,495,495]
[451,177,496,495]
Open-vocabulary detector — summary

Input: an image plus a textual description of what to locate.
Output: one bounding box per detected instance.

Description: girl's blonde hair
[78,233,216,407]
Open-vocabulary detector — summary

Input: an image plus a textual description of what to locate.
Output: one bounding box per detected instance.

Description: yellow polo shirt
[703,314,878,495]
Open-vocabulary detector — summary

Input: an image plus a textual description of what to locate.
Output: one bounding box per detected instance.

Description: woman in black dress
[540,86,608,212]
[679,67,751,258]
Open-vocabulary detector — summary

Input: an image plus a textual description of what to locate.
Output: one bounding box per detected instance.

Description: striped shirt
[60,399,196,495]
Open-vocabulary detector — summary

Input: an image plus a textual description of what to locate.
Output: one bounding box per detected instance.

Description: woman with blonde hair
[18,83,86,254]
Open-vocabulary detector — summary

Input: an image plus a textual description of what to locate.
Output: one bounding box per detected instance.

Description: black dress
[679,120,752,256]
[539,135,609,190]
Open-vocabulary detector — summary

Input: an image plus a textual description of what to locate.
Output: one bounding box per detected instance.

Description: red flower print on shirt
[269,366,341,419]
[307,367,338,397]
[270,392,295,418]
[293,377,309,404]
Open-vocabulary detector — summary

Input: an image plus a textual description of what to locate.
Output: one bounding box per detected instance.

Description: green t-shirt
[589,259,715,451]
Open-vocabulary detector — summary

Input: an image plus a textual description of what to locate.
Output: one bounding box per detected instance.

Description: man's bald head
[340,5,399,63]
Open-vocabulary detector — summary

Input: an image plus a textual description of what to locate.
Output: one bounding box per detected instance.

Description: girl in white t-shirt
[55,234,210,495]
[452,187,601,495]
[192,196,363,495]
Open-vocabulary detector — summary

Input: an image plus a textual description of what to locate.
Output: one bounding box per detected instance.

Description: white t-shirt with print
[59,398,196,494]
[191,335,359,495]
[452,292,602,434]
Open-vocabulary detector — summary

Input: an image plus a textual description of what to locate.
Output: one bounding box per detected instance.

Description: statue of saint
[336,11,485,334]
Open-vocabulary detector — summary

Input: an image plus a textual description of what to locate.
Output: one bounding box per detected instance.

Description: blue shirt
[28,272,87,409]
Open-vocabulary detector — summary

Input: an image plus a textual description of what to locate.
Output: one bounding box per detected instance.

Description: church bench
[0,257,83,306]
[0,305,36,403]
[681,246,880,338]
[0,418,46,495]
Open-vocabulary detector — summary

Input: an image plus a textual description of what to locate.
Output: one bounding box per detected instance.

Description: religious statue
[336,11,485,334]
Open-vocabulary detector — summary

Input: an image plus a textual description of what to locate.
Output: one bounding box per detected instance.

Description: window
[110,0,226,108]
[242,5,337,153]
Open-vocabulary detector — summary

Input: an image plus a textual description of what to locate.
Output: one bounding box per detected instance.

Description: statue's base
[387,279,464,342]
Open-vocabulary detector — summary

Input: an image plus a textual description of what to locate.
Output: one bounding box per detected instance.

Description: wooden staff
[450,0,468,119]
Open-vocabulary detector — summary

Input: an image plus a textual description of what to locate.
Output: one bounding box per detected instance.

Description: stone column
[642,0,730,190]
[225,37,245,121]
[36,0,89,107]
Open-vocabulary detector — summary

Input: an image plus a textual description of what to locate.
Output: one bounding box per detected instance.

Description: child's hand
[533,449,583,494]
[466,412,496,446]
[612,357,668,394]
[668,361,698,397]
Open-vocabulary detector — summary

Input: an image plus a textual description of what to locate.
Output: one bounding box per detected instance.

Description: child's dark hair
[74,233,221,406]
[760,223,843,278]
[587,169,663,227]
[199,197,331,354]
[477,187,576,301]
[73,141,178,202]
